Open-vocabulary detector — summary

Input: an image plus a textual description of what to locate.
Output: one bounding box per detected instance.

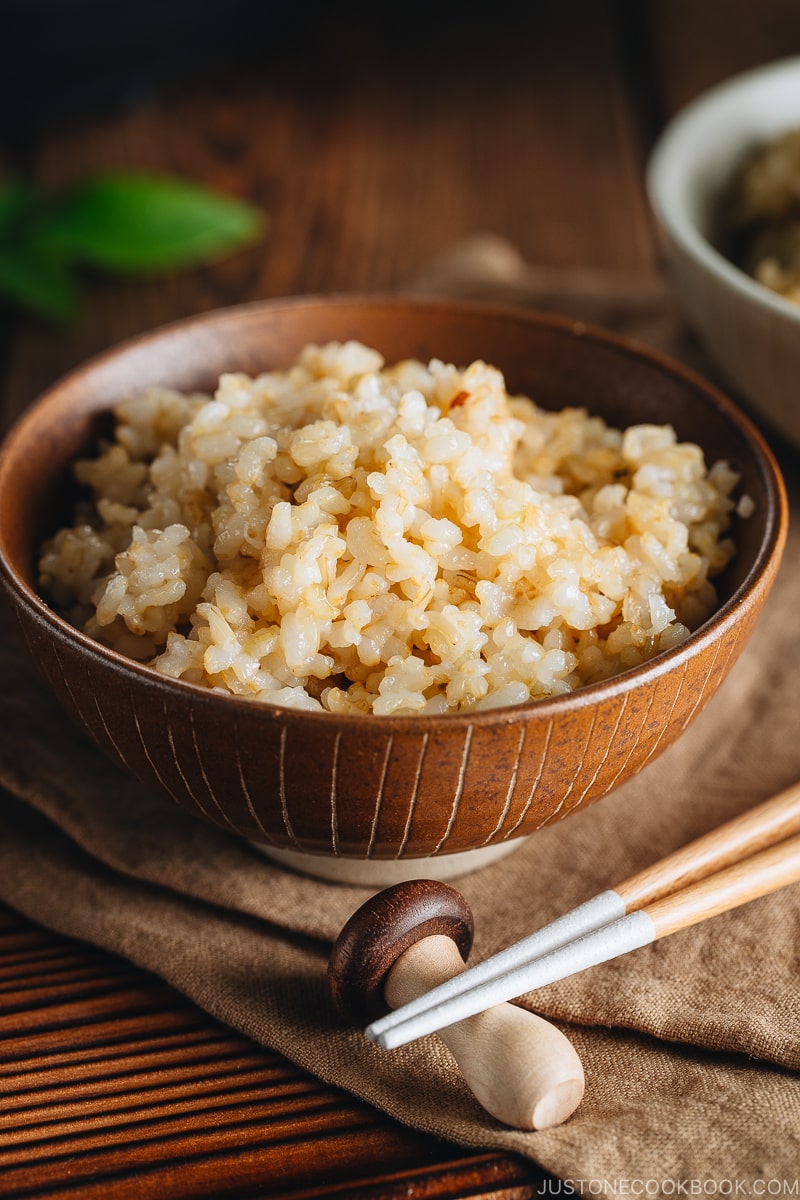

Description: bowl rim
[0,293,788,732]
[647,53,800,325]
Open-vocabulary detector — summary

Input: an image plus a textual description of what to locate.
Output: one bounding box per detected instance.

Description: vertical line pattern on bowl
[50,643,93,741]
[88,676,136,776]
[601,684,659,797]
[678,639,727,736]
[128,684,182,808]
[330,730,342,855]
[481,725,527,846]
[395,731,429,859]
[232,715,280,847]
[166,699,215,824]
[540,709,599,827]
[502,717,554,840]
[366,736,394,859]
[432,724,473,855]
[277,726,298,845]
[571,693,629,812]
[638,667,690,758]
[188,707,241,835]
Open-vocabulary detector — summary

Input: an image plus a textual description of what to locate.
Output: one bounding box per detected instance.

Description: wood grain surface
[2,2,798,1195]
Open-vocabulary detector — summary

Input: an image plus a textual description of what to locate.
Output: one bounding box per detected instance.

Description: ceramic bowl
[647,55,800,447]
[0,297,787,884]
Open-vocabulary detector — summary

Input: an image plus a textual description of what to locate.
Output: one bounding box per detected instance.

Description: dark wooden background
[1,2,798,1195]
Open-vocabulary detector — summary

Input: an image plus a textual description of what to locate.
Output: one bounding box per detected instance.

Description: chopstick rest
[368,780,800,1049]
[369,832,800,1050]
[327,880,585,1130]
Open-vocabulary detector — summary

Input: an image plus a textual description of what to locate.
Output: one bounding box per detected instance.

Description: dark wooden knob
[327,880,474,1023]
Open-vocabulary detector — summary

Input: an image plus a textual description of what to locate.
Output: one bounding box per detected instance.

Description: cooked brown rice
[39,341,742,715]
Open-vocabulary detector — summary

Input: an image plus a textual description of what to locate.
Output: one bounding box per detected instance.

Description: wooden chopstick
[616,779,800,909]
[367,782,800,1050]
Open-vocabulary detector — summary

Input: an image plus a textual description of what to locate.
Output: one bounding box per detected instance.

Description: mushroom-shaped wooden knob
[327,880,585,1131]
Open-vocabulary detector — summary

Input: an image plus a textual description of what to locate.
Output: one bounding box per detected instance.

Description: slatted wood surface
[0,909,543,1198]
[2,2,799,1195]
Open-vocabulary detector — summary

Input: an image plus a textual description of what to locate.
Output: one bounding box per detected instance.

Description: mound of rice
[39,341,743,715]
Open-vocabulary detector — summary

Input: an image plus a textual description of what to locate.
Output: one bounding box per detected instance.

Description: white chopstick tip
[366,1022,403,1049]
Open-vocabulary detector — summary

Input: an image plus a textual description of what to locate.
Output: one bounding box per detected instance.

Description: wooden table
[2,3,798,1195]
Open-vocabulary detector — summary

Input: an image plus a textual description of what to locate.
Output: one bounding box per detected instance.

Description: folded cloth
[1,238,799,1185]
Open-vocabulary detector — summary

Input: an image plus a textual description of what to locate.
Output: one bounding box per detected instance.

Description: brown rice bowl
[39,340,744,719]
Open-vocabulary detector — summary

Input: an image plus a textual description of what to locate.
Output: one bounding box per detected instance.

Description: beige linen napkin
[1,238,799,1187]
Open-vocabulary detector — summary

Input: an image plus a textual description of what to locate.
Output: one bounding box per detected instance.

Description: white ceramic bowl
[647,56,800,447]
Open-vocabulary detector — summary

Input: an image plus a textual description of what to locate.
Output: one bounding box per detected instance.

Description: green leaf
[0,179,40,235]
[0,244,79,322]
[41,173,265,273]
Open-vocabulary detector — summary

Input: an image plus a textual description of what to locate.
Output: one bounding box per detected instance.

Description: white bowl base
[250,838,525,885]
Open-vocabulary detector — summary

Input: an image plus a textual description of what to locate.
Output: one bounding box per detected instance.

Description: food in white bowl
[723,127,800,304]
[647,55,800,446]
[40,340,741,716]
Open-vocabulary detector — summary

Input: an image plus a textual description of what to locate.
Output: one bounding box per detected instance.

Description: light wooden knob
[327,880,585,1131]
